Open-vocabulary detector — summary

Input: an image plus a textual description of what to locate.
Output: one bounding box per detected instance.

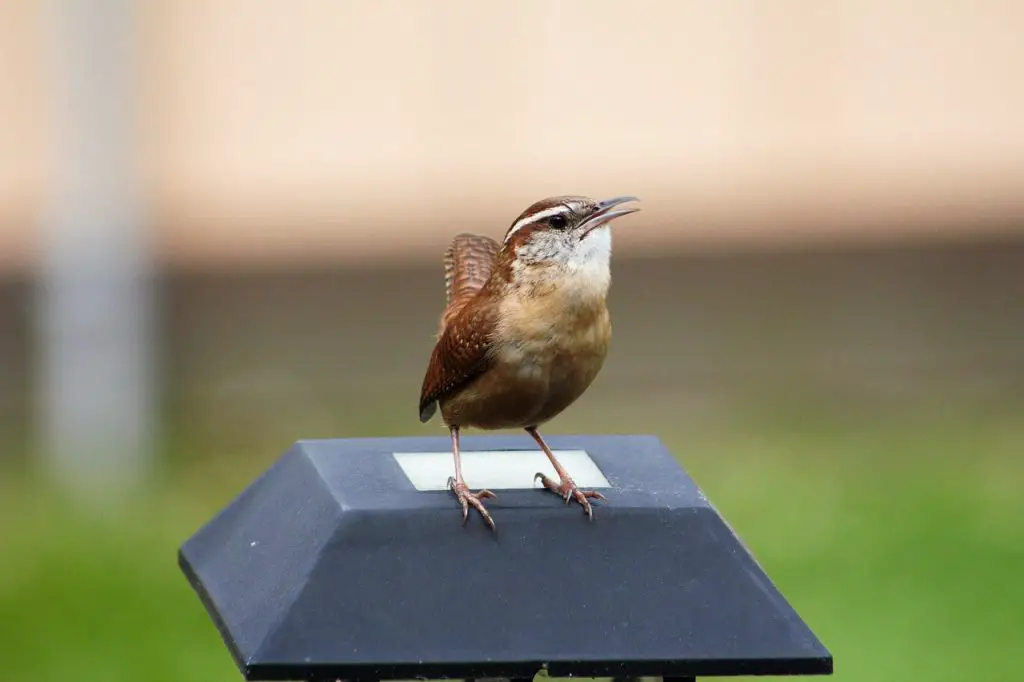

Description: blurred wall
[0,4,48,273]
[2,1,1024,274]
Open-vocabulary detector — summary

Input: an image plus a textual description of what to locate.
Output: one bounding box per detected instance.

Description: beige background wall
[2,1,1023,273]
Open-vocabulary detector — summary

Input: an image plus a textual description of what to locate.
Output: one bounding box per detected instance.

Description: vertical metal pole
[36,0,156,499]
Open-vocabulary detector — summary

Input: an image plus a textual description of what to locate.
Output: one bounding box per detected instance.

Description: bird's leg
[447,425,497,530]
[528,426,606,520]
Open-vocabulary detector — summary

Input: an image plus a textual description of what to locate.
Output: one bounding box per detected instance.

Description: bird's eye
[549,214,568,229]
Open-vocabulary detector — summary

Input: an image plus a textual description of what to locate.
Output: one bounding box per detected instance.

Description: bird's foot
[534,472,606,520]
[448,476,498,531]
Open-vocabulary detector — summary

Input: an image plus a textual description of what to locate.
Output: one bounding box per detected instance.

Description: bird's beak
[579,196,641,239]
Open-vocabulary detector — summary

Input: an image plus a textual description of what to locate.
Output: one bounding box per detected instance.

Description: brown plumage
[417,195,640,531]
[443,233,499,308]
[419,234,501,423]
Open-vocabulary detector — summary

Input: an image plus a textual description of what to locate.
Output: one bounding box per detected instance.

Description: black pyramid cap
[179,434,832,680]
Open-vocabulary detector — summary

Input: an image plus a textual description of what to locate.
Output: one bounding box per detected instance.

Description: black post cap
[179,434,832,680]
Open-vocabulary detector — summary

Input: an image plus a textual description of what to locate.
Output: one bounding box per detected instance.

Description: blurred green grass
[2,404,1022,682]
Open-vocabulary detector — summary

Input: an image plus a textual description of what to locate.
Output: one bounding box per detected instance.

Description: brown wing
[441,233,500,332]
[419,233,501,423]
[418,299,497,423]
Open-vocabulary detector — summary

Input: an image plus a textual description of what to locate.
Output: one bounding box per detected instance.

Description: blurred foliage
[1,401,1022,682]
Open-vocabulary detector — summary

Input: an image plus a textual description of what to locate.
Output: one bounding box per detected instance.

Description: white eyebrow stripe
[503,205,572,243]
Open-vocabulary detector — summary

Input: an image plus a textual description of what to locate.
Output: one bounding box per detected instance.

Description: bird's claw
[448,476,497,531]
[534,472,606,520]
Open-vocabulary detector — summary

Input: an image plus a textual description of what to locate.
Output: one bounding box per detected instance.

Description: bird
[417,194,640,530]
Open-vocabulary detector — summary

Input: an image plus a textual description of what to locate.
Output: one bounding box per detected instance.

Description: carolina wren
[418,195,640,530]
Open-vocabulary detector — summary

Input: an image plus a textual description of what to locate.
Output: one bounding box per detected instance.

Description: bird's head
[500,195,640,270]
